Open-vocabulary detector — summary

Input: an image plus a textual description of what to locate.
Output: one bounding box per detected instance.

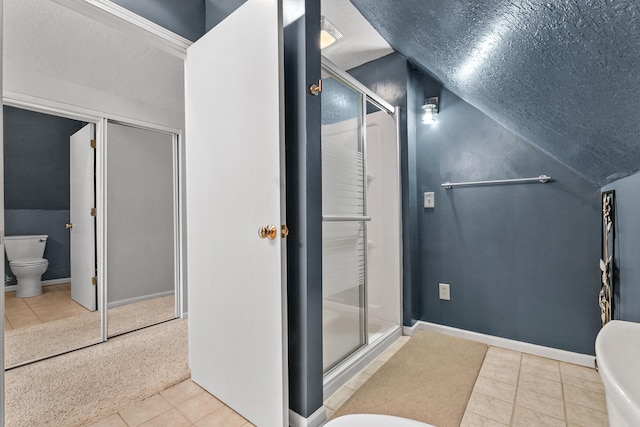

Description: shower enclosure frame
[321,56,404,397]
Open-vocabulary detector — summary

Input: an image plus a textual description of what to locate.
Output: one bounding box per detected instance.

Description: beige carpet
[5,296,175,367]
[6,319,190,427]
[332,330,488,427]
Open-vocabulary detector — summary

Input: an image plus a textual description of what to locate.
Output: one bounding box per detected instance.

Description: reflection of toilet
[5,235,49,298]
[325,415,435,427]
[596,320,640,427]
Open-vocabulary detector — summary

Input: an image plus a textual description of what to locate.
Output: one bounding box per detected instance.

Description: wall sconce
[320,16,343,49]
[421,97,439,125]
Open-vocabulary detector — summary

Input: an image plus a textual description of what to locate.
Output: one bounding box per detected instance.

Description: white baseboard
[5,277,71,292]
[323,325,402,400]
[289,406,327,427]
[405,321,596,368]
[107,290,174,309]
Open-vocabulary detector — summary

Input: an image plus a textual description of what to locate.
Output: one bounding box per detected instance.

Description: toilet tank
[4,235,48,262]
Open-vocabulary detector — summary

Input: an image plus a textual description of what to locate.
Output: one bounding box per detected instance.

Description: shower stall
[321,58,402,389]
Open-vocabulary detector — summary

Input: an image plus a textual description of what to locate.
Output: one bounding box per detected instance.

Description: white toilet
[324,414,435,427]
[5,235,49,298]
[595,320,640,427]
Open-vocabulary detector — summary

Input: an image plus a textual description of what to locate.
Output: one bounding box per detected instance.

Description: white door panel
[70,123,96,311]
[186,1,287,426]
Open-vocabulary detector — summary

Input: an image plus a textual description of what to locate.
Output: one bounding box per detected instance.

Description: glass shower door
[321,77,367,372]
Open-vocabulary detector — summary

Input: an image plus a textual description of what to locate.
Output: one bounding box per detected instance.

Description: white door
[185,1,287,426]
[70,124,96,311]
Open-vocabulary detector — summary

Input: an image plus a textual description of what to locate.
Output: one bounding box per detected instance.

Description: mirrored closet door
[3,106,101,368]
[106,122,179,337]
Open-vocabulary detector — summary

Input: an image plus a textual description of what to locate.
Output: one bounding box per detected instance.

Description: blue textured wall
[602,172,640,322]
[111,0,205,41]
[111,0,249,40]
[4,107,83,210]
[3,106,83,283]
[204,0,246,32]
[321,78,361,125]
[348,54,602,354]
[412,71,602,355]
[284,0,323,418]
[350,0,640,187]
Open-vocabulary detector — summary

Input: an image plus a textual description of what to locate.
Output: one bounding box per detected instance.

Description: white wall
[3,0,184,130]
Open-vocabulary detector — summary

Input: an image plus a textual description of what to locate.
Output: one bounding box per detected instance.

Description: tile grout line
[561,374,569,427]
[508,352,522,426]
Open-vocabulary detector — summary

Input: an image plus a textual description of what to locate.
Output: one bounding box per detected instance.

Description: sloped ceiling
[350,0,640,186]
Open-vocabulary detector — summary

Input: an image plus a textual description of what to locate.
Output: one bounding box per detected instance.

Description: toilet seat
[325,414,435,427]
[10,257,48,267]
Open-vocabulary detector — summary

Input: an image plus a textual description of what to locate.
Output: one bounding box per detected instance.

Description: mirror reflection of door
[70,123,97,312]
[106,122,177,337]
[3,106,100,368]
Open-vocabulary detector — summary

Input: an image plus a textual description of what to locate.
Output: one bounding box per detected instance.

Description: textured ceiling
[350,0,640,186]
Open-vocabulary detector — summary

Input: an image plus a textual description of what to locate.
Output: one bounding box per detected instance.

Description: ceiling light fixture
[320,16,343,49]
[421,97,439,125]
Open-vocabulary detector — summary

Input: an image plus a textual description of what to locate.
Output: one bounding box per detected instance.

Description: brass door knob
[258,225,277,240]
[65,223,73,229]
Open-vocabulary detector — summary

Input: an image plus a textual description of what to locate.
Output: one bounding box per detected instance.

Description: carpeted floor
[5,319,189,427]
[5,296,175,367]
[331,330,488,427]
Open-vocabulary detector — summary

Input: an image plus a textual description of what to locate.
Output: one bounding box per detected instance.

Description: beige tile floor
[88,380,255,427]
[4,283,89,331]
[89,335,607,427]
[325,337,609,427]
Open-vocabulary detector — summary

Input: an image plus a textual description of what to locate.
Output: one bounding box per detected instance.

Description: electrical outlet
[439,283,450,300]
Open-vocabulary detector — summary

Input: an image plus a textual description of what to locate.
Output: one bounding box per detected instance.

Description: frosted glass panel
[322,131,364,216]
[323,222,366,298]
[321,78,366,372]
[365,102,401,344]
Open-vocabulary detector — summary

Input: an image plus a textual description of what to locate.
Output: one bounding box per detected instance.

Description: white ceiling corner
[4,0,184,116]
[321,0,394,71]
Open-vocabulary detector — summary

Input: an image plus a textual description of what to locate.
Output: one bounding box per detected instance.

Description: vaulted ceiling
[349,0,640,186]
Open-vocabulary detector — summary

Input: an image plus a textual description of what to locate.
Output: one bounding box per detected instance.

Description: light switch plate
[424,192,435,208]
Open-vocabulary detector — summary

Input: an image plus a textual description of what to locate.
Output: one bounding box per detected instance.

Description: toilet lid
[10,257,48,267]
[325,415,435,427]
